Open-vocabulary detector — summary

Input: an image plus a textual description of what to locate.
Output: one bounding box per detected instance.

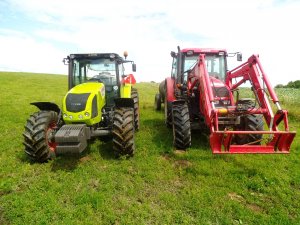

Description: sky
[0,0,299,85]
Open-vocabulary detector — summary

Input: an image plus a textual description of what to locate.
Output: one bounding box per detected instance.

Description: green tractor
[23,52,139,162]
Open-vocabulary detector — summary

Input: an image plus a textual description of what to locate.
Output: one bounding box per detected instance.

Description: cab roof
[181,48,227,54]
[69,53,122,60]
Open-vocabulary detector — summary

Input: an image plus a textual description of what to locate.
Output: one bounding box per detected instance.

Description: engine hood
[210,76,226,87]
[62,82,106,125]
[68,82,105,96]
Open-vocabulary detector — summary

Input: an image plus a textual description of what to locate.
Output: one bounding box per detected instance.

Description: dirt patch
[228,192,245,203]
[174,160,191,168]
[247,203,263,213]
[174,150,186,155]
[228,192,264,213]
[79,155,92,162]
[0,207,8,225]
[89,179,100,189]
[161,153,171,161]
[173,179,184,188]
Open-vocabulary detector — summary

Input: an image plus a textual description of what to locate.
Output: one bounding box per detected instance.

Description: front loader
[163,47,296,153]
[23,52,139,162]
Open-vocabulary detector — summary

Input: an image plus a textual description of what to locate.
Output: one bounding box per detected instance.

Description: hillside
[0,72,299,224]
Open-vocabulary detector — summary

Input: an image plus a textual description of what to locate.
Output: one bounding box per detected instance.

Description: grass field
[0,71,300,224]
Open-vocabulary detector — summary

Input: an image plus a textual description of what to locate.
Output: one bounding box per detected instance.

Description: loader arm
[226,55,288,132]
[188,54,214,129]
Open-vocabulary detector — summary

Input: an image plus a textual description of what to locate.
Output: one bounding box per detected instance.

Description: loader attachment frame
[189,54,296,154]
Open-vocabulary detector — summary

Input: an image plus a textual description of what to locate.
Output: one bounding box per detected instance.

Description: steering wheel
[210,72,220,79]
[87,75,103,83]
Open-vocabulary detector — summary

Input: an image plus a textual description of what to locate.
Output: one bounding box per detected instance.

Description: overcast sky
[0,0,299,85]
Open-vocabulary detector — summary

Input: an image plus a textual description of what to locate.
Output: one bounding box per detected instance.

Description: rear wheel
[112,107,135,157]
[131,88,140,131]
[172,103,191,149]
[165,96,172,128]
[23,111,58,162]
[234,99,264,144]
[154,93,162,110]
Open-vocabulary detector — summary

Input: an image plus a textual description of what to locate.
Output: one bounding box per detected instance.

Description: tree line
[275,80,300,88]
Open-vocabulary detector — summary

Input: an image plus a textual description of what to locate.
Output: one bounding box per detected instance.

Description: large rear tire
[234,99,264,144]
[131,88,140,131]
[112,107,135,157]
[154,93,162,110]
[23,111,58,162]
[172,103,191,149]
[165,97,172,128]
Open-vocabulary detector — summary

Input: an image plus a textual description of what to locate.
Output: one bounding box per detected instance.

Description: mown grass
[0,72,299,224]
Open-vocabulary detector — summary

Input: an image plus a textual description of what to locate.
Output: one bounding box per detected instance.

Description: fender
[114,98,134,108]
[172,99,186,106]
[30,102,61,114]
[165,77,176,102]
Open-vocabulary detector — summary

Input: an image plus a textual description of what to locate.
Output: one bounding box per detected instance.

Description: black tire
[172,103,191,149]
[131,88,140,131]
[23,111,58,162]
[234,99,264,144]
[154,93,162,110]
[165,95,172,128]
[112,107,135,156]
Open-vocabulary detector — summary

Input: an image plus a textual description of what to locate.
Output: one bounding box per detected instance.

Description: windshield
[183,54,226,81]
[205,54,226,81]
[182,55,199,82]
[73,58,117,86]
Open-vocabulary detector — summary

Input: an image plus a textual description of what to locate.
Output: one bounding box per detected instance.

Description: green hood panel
[62,82,106,125]
[68,82,105,95]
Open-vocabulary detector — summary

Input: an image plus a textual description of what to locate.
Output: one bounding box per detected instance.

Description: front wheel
[234,114,264,145]
[234,99,264,144]
[23,111,58,162]
[172,103,191,150]
[112,107,135,157]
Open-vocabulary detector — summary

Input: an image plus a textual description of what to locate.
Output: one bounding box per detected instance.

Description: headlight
[78,114,83,119]
[85,112,90,117]
[63,113,68,118]
[69,115,73,119]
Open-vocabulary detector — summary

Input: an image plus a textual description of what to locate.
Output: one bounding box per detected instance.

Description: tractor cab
[171,48,228,85]
[64,53,136,107]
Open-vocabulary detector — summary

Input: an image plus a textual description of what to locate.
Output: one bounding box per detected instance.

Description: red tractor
[161,46,296,153]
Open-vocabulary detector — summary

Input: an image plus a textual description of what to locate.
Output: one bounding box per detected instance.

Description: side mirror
[237,53,242,61]
[170,51,176,57]
[132,63,136,72]
[62,58,69,65]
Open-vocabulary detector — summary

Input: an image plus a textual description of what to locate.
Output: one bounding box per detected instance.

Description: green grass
[0,71,300,224]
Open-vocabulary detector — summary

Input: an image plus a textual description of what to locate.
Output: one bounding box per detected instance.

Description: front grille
[213,87,231,107]
[91,95,98,118]
[213,87,229,97]
[66,93,90,112]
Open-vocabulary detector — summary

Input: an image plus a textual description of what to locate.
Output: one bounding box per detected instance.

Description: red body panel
[165,77,176,102]
[122,74,136,84]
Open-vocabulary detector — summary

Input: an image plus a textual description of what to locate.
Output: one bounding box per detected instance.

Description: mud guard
[30,102,61,114]
[165,77,176,102]
[114,98,134,108]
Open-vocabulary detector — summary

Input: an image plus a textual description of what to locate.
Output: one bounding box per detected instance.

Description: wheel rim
[46,122,57,151]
